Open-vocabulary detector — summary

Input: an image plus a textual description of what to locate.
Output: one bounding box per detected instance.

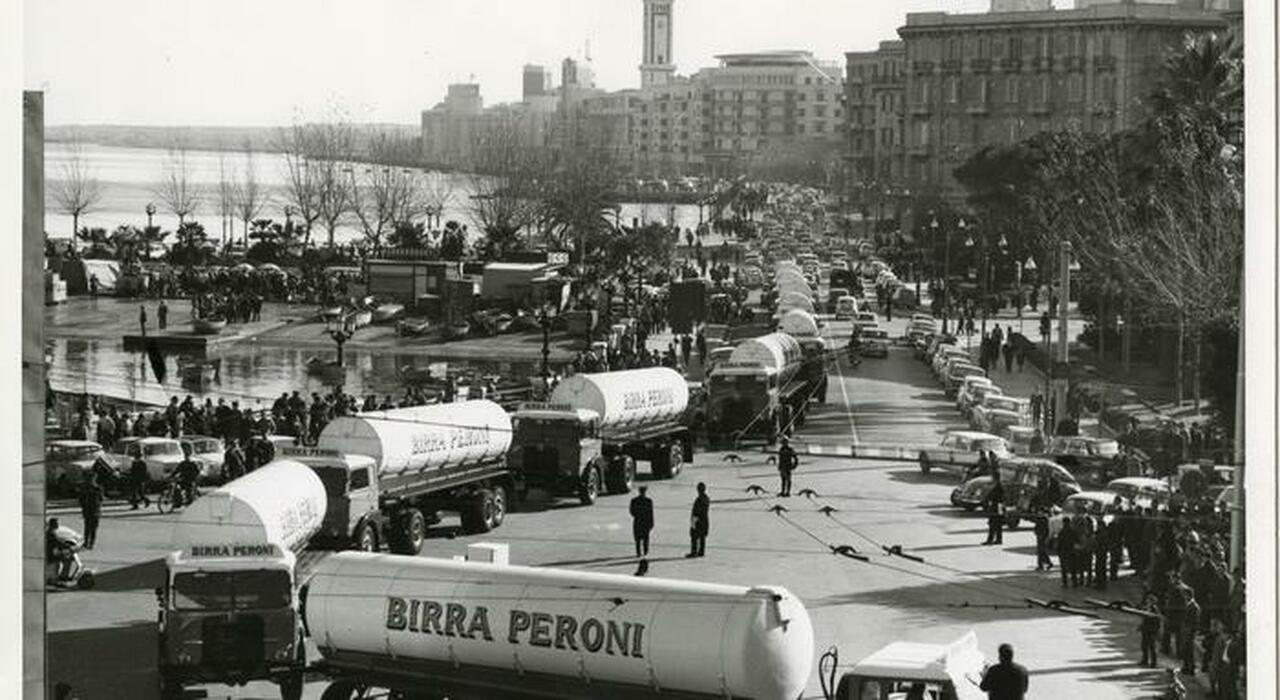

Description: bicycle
[156,478,199,514]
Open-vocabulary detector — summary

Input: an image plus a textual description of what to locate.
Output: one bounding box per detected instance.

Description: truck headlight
[274,642,294,660]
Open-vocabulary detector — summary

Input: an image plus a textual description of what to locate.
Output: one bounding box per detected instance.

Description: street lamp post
[325,316,357,367]
[145,203,156,230]
[538,307,553,382]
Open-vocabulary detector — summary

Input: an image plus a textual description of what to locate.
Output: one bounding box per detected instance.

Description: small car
[955,377,1000,416]
[1106,477,1172,508]
[111,436,185,483]
[972,395,1032,434]
[918,430,1010,476]
[1042,435,1122,486]
[46,440,106,496]
[950,458,1081,525]
[931,346,971,377]
[834,296,860,320]
[853,311,879,330]
[943,364,986,399]
[859,327,891,358]
[179,435,226,484]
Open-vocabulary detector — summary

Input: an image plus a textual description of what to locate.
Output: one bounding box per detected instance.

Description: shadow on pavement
[91,558,165,593]
[48,621,159,700]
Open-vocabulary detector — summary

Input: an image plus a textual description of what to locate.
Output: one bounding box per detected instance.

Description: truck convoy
[508,367,694,505]
[302,552,815,700]
[708,332,824,445]
[158,460,327,700]
[283,400,515,555]
[777,309,830,404]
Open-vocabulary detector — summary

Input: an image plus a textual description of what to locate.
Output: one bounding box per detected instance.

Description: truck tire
[605,456,636,494]
[278,671,303,700]
[390,509,427,556]
[578,465,601,506]
[319,681,359,700]
[488,485,507,529]
[355,522,378,552]
[664,443,683,478]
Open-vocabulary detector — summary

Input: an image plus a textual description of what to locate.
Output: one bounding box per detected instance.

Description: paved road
[45,333,1170,700]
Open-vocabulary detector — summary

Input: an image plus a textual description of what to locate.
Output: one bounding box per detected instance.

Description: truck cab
[509,403,614,504]
[158,546,304,700]
[278,447,381,551]
[796,337,829,403]
[836,632,987,700]
[708,363,784,444]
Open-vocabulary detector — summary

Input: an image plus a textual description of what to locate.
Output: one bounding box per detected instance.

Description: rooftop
[902,2,1231,30]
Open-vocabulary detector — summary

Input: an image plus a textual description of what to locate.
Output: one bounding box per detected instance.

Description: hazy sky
[25,0,990,127]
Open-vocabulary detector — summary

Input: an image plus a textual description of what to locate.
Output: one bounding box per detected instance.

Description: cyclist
[173,445,201,507]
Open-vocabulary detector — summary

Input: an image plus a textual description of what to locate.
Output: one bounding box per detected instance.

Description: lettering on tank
[385,596,644,658]
[621,387,675,412]
[408,427,491,457]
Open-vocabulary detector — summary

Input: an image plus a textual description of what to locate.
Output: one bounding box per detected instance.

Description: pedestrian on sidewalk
[1140,592,1163,667]
[158,299,169,331]
[128,453,150,508]
[1033,508,1053,571]
[979,643,1029,699]
[629,486,654,559]
[687,482,710,558]
[1057,517,1077,586]
[1003,340,1015,373]
[777,437,798,497]
[1016,345,1027,371]
[139,305,148,336]
[78,472,103,550]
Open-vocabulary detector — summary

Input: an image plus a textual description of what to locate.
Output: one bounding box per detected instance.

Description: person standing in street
[1139,592,1163,667]
[78,473,103,550]
[128,453,150,509]
[983,476,1005,545]
[1003,340,1015,373]
[777,437,798,497]
[687,482,710,558]
[223,438,245,482]
[629,486,654,559]
[979,643,1029,699]
[139,305,148,336]
[1032,508,1053,571]
[158,299,169,331]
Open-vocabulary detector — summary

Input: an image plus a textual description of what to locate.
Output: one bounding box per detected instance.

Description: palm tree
[1151,32,1243,144]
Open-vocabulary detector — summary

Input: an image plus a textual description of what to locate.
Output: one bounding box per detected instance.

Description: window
[1039,75,1051,102]
[816,91,826,102]
[979,79,990,103]
[1008,119,1019,142]
[918,122,929,146]
[797,124,806,134]
[1007,76,1020,103]
[815,105,826,118]
[948,77,959,103]
[815,122,825,133]
[1068,74,1083,102]
[798,108,806,117]
[919,79,930,103]
[350,468,370,490]
[1009,36,1021,59]
[978,37,987,59]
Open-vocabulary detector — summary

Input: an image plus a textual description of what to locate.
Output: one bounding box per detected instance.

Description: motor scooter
[45,525,95,590]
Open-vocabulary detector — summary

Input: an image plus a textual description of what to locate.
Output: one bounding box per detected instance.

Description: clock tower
[640,0,675,88]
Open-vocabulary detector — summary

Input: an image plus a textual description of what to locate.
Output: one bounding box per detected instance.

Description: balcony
[911,60,935,74]
[1091,101,1117,116]
[1094,55,1117,71]
[965,104,990,115]
[1029,102,1052,115]
[941,59,962,73]
[908,145,931,158]
[909,104,931,116]
[970,58,993,73]
[1031,57,1053,72]
[1000,58,1023,71]
[1064,56,1085,71]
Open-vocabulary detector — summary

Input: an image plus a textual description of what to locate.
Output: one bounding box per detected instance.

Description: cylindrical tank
[318,400,512,477]
[777,292,815,314]
[305,553,813,700]
[778,309,820,338]
[549,368,689,429]
[775,276,813,299]
[171,460,326,555]
[729,333,802,381]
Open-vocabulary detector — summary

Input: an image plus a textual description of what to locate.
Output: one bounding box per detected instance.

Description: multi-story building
[523,65,552,100]
[844,40,907,219]
[420,83,487,167]
[893,1,1233,199]
[693,51,844,177]
[640,0,677,88]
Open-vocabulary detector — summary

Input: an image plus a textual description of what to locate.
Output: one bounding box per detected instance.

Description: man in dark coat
[223,438,246,482]
[128,453,150,509]
[777,437,798,497]
[979,643,1029,699]
[687,482,710,558]
[629,486,654,558]
[983,477,1005,545]
[78,473,104,549]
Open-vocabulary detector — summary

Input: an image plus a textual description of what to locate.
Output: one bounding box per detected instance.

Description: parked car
[1169,462,1234,501]
[179,435,225,484]
[918,430,1010,476]
[109,436,185,483]
[1001,425,1045,455]
[971,395,1031,434]
[950,458,1081,526]
[46,439,106,496]
[854,311,880,330]
[860,327,891,358]
[834,296,860,320]
[1060,490,1120,516]
[943,364,987,399]
[931,346,971,377]
[955,377,1000,416]
[1041,435,1122,486]
[1105,477,1172,508]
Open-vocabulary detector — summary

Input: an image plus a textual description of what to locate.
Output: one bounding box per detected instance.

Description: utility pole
[1053,240,1072,431]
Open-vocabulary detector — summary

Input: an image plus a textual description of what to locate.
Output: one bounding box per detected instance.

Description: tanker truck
[281,400,515,556]
[707,332,819,445]
[158,460,327,700]
[301,552,814,700]
[508,367,694,505]
[777,309,830,404]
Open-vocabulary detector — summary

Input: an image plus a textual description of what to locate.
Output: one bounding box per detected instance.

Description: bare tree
[216,153,235,245]
[232,147,268,242]
[155,147,203,226]
[465,122,542,256]
[421,174,455,231]
[351,135,425,248]
[278,124,322,244]
[309,121,357,247]
[50,139,103,243]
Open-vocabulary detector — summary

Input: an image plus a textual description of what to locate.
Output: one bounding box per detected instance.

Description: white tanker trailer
[707,332,824,445]
[158,460,327,700]
[509,368,694,505]
[303,553,814,700]
[280,400,516,556]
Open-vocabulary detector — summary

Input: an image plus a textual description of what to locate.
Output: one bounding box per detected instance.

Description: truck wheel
[605,456,635,494]
[278,671,303,700]
[664,443,683,478]
[578,466,601,506]
[319,681,359,700]
[488,485,507,529]
[356,522,378,552]
[390,509,426,556]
